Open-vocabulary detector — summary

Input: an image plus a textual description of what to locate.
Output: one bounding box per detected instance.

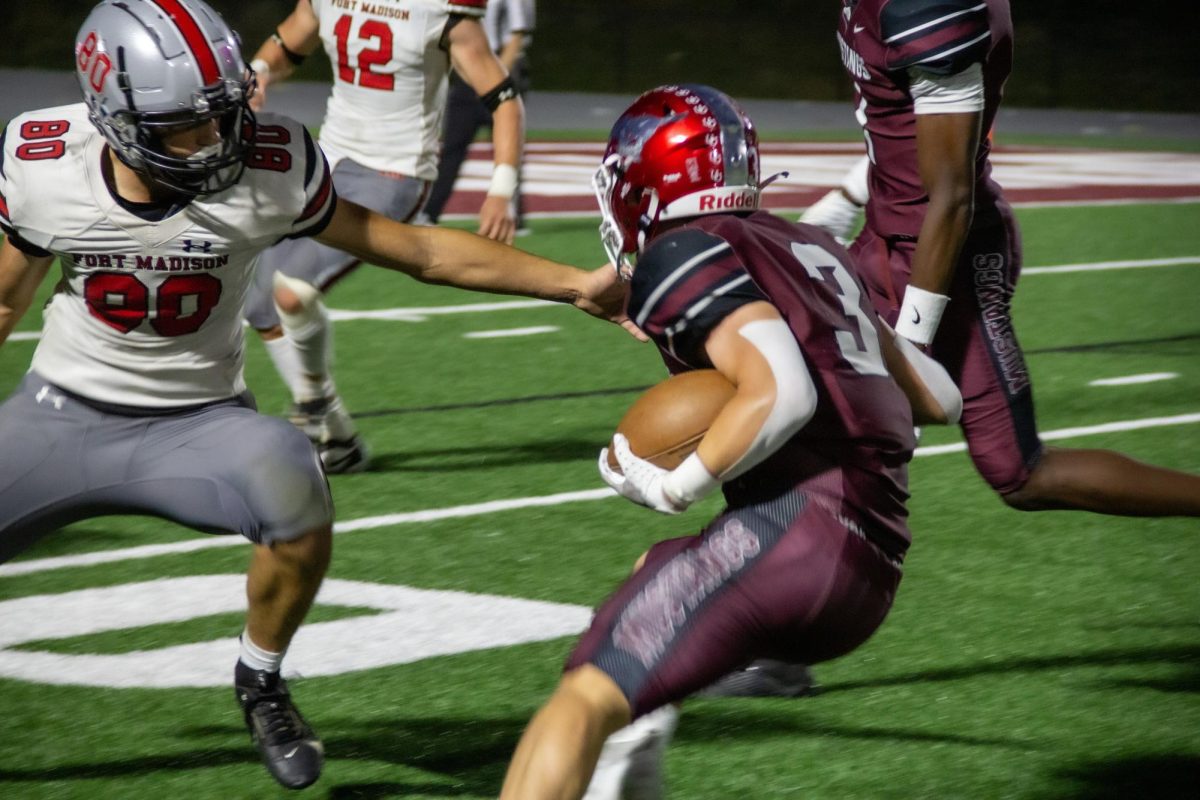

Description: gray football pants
[0,373,333,563]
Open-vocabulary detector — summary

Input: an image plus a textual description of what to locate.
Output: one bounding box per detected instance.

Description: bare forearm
[0,247,51,346]
[414,226,583,302]
[696,392,774,477]
[909,190,972,295]
[251,1,319,90]
[490,97,524,169]
[327,209,583,303]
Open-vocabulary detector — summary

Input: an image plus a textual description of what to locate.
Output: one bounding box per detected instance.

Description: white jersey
[0,104,335,408]
[313,0,487,180]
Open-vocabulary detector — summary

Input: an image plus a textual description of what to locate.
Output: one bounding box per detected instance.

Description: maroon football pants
[567,489,902,719]
[851,206,1042,495]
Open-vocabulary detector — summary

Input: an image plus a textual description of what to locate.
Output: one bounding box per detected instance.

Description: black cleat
[318,435,371,474]
[235,664,324,790]
[696,660,819,699]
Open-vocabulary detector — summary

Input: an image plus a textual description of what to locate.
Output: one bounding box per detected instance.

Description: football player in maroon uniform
[498,84,963,800]
[840,0,1200,514]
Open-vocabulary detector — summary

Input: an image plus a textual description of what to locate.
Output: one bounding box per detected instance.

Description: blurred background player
[841,0,1200,515]
[707,0,1200,705]
[421,0,535,231]
[243,0,525,472]
[800,153,869,242]
[499,84,963,800]
[0,0,630,790]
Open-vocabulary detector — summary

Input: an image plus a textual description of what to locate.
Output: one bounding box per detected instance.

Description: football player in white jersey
[0,0,627,791]
[242,0,525,473]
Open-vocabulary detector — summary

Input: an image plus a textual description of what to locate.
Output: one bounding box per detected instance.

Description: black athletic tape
[480,76,518,112]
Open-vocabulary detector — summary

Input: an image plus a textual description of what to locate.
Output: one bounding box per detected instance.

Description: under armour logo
[35,385,65,410]
[181,239,213,253]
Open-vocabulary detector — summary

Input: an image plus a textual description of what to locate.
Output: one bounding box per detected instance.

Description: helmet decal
[614,112,684,163]
[149,0,223,85]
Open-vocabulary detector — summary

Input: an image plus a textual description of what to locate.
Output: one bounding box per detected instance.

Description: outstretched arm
[0,237,53,347]
[314,198,635,328]
[248,0,321,111]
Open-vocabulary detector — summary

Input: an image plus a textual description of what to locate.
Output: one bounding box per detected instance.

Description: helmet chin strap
[636,189,662,253]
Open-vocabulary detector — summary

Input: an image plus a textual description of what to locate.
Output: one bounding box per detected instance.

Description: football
[608,369,736,472]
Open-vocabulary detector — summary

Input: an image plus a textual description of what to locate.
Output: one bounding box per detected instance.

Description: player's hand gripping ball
[606,369,736,472]
[598,370,734,513]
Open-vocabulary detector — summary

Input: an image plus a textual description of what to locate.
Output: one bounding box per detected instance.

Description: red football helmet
[593,84,761,278]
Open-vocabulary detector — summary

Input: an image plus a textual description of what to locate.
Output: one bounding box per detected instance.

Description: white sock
[799,189,863,242]
[262,335,309,405]
[583,705,680,800]
[841,154,871,206]
[239,629,284,673]
[800,155,870,242]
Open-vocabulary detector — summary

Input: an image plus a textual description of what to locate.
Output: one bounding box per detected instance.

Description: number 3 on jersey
[790,242,887,377]
[334,15,395,90]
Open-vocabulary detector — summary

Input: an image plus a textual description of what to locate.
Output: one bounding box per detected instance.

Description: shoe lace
[251,691,306,743]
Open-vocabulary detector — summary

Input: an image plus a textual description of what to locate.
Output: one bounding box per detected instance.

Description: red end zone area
[437,142,1200,217]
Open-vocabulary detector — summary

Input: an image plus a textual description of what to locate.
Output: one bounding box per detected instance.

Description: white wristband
[487,163,519,199]
[894,285,950,346]
[250,58,271,83]
[662,452,721,507]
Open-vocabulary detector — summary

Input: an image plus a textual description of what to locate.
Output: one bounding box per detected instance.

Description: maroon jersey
[839,0,1013,239]
[627,211,916,553]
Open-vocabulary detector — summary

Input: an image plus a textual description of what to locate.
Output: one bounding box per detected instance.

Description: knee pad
[272,272,324,326]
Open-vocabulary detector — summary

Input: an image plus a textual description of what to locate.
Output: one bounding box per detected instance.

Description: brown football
[608,369,736,472]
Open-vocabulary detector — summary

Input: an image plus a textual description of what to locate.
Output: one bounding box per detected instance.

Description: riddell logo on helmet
[698,190,756,211]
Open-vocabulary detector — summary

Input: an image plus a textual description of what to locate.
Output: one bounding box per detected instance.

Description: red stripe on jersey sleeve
[150,0,222,84]
[0,192,10,222]
[296,164,333,225]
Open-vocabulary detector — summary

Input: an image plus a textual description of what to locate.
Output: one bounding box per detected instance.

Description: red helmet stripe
[149,0,222,85]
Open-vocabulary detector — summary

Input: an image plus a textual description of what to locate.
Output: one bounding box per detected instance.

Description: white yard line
[3,412,1198,579]
[1023,256,1200,275]
[1089,373,1179,386]
[463,325,560,339]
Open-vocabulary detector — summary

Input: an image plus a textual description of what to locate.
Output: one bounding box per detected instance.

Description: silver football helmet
[74,0,256,195]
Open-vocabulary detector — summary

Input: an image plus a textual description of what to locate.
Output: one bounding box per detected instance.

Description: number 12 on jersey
[333,15,395,90]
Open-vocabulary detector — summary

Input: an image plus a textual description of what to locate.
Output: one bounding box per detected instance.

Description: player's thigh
[567,493,900,717]
[129,400,333,544]
[0,376,97,556]
[937,218,1042,494]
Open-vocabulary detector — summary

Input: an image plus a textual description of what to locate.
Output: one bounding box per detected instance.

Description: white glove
[598,434,684,514]
[598,434,720,515]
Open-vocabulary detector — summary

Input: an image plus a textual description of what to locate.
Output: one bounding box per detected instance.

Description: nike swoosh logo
[912,307,922,324]
[853,24,865,33]
[284,746,300,759]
